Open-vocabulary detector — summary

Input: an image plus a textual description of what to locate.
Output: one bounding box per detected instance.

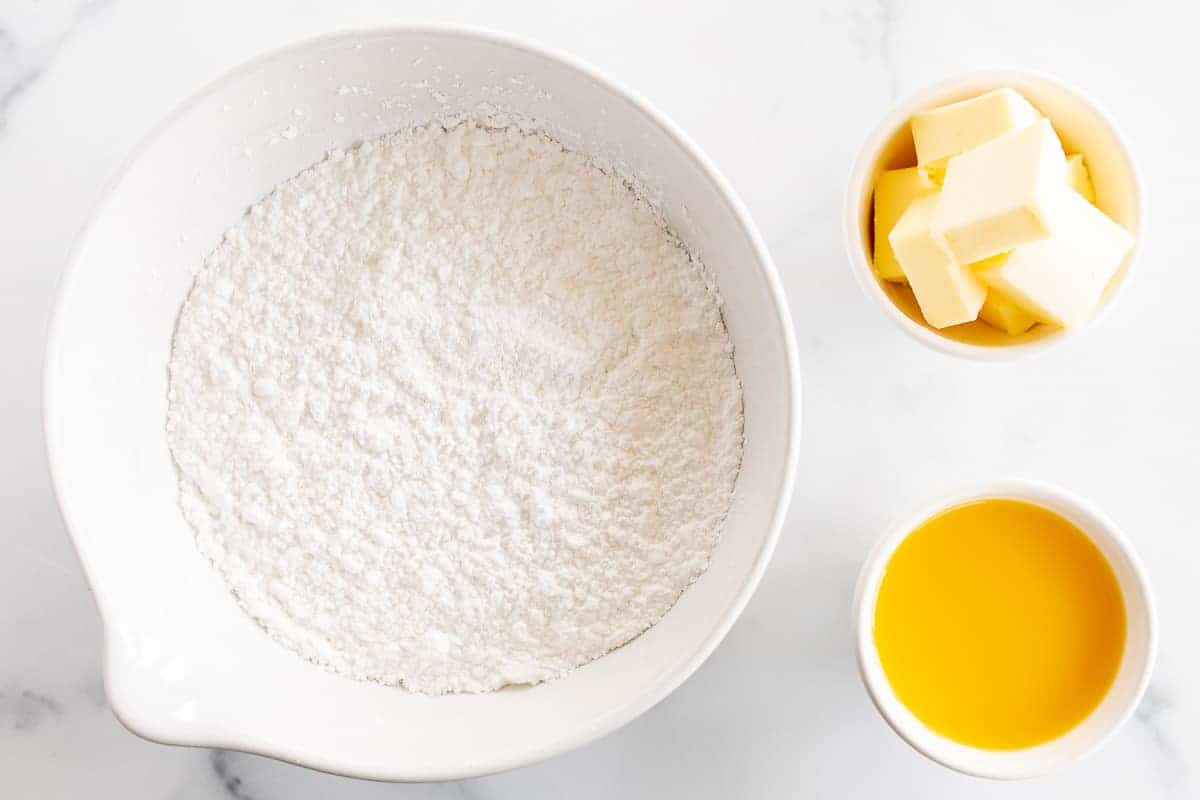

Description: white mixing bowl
[43,26,800,780]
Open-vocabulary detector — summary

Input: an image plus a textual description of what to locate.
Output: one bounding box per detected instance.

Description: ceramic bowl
[844,69,1145,360]
[852,480,1156,779]
[43,26,801,781]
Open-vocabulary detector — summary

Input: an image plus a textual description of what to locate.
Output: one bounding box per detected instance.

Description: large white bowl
[43,26,800,781]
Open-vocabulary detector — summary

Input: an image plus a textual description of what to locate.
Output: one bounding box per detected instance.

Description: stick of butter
[911,88,1041,170]
[1067,153,1097,204]
[975,190,1133,328]
[934,119,1068,265]
[889,193,987,329]
[874,167,937,282]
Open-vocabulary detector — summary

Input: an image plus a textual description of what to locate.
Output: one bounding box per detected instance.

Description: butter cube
[911,88,1041,169]
[975,190,1133,328]
[934,119,1068,264]
[1066,153,1097,204]
[889,193,986,328]
[919,163,946,185]
[978,287,1037,335]
[874,167,937,281]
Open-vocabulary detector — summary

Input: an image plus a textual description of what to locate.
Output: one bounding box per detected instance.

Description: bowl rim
[842,68,1146,362]
[41,23,803,781]
[851,478,1157,780]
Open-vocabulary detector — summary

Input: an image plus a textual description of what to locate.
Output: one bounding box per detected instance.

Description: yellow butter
[911,88,1041,167]
[978,286,1037,335]
[874,167,938,282]
[975,190,1133,328]
[889,193,986,329]
[919,163,946,185]
[1067,153,1097,204]
[934,119,1067,265]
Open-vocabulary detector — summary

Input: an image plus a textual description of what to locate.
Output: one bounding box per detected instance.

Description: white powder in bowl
[166,122,744,694]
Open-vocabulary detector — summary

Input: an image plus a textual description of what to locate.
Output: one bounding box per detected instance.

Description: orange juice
[873,498,1125,750]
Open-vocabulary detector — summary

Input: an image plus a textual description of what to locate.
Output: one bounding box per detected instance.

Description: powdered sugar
[166,122,743,694]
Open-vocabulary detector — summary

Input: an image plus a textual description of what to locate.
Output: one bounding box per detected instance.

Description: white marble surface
[2,0,1197,796]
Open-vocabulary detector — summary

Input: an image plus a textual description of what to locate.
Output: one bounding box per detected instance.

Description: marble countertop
[2,0,1197,797]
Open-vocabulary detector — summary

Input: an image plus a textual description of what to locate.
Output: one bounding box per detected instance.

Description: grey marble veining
[209,752,256,800]
[873,0,900,99]
[0,689,62,732]
[843,0,900,100]
[0,28,43,130]
[2,0,1198,798]
[1135,682,1191,796]
[0,0,111,129]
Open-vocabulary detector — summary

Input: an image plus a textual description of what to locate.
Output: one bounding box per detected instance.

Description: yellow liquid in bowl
[874,499,1126,750]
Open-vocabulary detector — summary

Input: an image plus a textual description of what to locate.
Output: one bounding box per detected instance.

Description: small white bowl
[844,69,1145,360]
[852,480,1156,780]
